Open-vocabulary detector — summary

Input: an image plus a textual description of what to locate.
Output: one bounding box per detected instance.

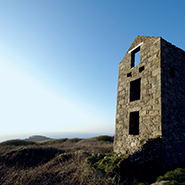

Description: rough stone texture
[119,137,163,183]
[114,36,185,170]
[161,39,185,169]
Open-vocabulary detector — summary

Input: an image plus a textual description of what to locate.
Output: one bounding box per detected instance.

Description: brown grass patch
[0,138,114,185]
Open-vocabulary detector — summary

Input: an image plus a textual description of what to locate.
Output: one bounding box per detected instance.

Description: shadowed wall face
[161,39,185,169]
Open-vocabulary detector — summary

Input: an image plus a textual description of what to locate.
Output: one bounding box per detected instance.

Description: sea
[0,131,114,143]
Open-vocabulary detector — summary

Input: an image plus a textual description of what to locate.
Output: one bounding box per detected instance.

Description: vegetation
[156,168,185,185]
[44,138,82,145]
[0,136,185,184]
[44,138,68,145]
[25,135,54,143]
[91,135,114,142]
[0,139,36,146]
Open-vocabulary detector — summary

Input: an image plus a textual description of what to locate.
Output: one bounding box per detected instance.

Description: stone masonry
[114,36,185,169]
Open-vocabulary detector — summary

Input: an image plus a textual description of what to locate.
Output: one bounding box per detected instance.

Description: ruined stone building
[114,36,185,168]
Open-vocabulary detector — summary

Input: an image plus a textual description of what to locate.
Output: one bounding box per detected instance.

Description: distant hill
[25,135,54,143]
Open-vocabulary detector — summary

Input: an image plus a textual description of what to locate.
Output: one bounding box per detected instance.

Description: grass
[25,135,53,143]
[91,135,114,142]
[0,139,36,146]
[156,168,185,185]
[44,138,82,145]
[0,137,113,185]
[0,136,185,184]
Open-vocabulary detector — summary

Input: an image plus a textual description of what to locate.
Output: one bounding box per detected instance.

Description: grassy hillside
[0,139,36,146]
[91,135,114,142]
[0,136,185,184]
[25,135,54,143]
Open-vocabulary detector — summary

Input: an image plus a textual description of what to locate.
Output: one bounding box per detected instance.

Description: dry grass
[1,137,178,185]
[0,138,114,185]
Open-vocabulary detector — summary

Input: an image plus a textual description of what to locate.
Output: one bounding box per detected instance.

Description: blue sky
[0,1,185,142]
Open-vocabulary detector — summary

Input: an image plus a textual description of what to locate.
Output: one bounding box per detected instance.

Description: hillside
[0,136,185,184]
[25,135,54,143]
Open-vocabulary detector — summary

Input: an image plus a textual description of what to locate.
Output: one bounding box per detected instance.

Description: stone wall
[161,39,185,169]
[114,35,185,170]
[114,36,162,154]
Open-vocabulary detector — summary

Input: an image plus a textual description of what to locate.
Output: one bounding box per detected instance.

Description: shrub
[45,138,68,145]
[91,135,114,142]
[1,146,63,168]
[85,152,126,176]
[46,138,82,145]
[65,138,82,144]
[156,168,185,184]
[0,139,36,146]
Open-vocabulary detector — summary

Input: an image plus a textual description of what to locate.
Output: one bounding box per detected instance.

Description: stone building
[114,36,185,169]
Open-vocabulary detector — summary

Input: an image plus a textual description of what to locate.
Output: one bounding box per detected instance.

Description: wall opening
[129,111,139,135]
[130,78,141,101]
[127,72,132,77]
[139,66,144,72]
[170,67,175,77]
[131,46,140,68]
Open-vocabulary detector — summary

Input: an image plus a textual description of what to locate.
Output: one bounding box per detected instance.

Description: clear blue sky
[0,1,185,142]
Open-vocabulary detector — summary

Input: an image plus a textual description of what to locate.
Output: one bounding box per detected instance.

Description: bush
[85,152,126,176]
[156,168,185,184]
[91,135,114,142]
[45,138,68,145]
[45,138,82,145]
[65,138,82,144]
[1,146,63,168]
[0,139,36,146]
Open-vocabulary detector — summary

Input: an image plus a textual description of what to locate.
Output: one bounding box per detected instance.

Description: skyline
[1,1,185,142]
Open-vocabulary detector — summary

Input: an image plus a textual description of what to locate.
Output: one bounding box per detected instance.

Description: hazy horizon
[0,131,114,143]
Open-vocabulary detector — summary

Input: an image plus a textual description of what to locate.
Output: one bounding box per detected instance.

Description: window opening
[127,72,132,77]
[131,46,140,68]
[130,78,141,101]
[129,111,139,135]
[170,67,175,77]
[139,66,144,73]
